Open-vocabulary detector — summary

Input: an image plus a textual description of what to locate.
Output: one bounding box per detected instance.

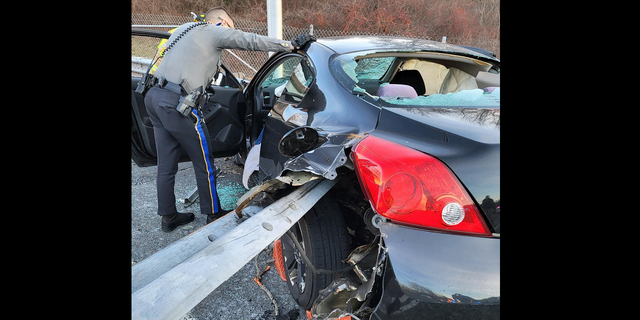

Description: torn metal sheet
[276,170,323,186]
[346,242,378,283]
[235,179,284,216]
[276,126,363,181]
[282,144,347,180]
[312,278,360,318]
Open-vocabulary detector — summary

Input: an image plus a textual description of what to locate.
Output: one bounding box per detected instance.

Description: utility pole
[267,0,282,40]
[267,0,283,67]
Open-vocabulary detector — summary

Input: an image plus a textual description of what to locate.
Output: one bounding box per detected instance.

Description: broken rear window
[332,51,500,108]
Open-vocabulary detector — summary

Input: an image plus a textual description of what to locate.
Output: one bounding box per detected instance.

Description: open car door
[131,28,247,167]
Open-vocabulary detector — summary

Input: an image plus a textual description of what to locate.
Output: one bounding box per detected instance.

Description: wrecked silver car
[132,32,500,319]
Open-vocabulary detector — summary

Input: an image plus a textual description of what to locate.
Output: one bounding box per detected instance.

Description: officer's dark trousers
[144,86,221,216]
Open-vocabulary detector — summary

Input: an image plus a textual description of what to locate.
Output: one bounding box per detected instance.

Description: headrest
[476,71,500,88]
[390,69,426,95]
[377,84,418,100]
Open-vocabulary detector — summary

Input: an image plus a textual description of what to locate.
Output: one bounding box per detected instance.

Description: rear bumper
[371,222,500,320]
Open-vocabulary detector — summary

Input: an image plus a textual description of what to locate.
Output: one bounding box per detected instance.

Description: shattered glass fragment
[382,88,500,107]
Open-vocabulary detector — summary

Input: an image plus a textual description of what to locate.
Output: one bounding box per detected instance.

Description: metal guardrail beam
[131,178,338,320]
[131,57,152,74]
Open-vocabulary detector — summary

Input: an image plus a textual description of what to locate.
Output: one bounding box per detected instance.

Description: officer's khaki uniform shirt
[154,22,292,92]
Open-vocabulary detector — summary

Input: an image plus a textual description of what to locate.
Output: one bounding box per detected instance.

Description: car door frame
[131,27,247,167]
[242,51,310,148]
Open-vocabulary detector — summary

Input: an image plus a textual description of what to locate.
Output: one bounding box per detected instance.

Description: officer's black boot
[161,212,195,232]
[206,209,232,225]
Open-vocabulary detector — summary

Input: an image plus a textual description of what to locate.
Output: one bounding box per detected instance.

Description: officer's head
[205,7,235,29]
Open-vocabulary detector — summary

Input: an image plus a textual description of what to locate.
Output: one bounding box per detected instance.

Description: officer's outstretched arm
[214,27,293,53]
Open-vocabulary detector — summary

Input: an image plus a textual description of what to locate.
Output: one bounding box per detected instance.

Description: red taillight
[352,135,491,237]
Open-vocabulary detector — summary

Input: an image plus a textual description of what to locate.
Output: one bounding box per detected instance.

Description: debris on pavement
[254,247,280,317]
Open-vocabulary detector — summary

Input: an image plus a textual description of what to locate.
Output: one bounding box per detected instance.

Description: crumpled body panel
[255,44,380,184]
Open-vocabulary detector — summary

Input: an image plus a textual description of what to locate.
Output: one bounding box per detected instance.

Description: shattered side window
[336,58,358,83]
[257,55,315,105]
[355,57,395,81]
[261,56,304,88]
[265,56,315,126]
[333,55,394,84]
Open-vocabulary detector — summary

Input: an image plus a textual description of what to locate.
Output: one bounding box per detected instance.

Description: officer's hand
[291,34,316,52]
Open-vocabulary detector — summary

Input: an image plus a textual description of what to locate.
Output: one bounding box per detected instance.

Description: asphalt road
[131,157,306,320]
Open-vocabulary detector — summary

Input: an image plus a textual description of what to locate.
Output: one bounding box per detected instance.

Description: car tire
[279,193,351,310]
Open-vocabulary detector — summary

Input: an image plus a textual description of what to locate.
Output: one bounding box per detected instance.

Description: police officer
[145,7,316,232]
[150,13,206,74]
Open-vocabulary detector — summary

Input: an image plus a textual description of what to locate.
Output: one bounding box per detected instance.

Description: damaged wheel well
[303,171,385,319]
[257,167,384,319]
[329,171,378,250]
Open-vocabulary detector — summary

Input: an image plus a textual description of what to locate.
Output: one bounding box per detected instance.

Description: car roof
[315,36,499,63]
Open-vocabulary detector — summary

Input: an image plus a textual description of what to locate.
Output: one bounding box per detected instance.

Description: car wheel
[279,194,351,310]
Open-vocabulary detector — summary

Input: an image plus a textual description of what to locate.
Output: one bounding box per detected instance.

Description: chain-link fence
[132,13,498,79]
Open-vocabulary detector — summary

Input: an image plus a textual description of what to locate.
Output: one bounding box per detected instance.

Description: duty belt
[152,76,206,121]
[152,76,186,95]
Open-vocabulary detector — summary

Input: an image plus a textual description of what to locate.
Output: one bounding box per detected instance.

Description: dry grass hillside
[132,0,500,57]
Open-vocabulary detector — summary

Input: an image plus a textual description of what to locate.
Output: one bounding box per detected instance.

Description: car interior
[352,52,500,101]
